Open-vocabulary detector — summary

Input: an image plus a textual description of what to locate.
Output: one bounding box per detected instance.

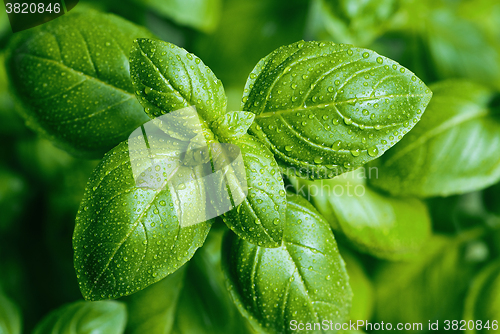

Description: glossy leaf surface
[292,169,430,260]
[223,193,352,333]
[242,41,432,178]
[73,140,211,301]
[222,135,286,248]
[212,111,255,141]
[130,38,227,135]
[32,300,126,334]
[369,80,500,197]
[7,10,154,158]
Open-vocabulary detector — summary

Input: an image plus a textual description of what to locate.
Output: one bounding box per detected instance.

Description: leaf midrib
[21,53,134,98]
[384,106,489,166]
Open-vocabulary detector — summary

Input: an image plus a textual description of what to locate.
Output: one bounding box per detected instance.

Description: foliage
[1,1,500,333]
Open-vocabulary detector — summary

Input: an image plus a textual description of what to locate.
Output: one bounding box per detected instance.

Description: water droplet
[314,156,323,164]
[368,146,379,157]
[362,109,369,116]
[376,57,383,64]
[362,52,369,58]
[285,145,293,152]
[350,149,360,157]
[344,118,353,125]
[331,140,342,150]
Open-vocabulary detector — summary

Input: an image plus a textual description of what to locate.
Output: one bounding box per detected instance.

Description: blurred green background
[0,0,500,332]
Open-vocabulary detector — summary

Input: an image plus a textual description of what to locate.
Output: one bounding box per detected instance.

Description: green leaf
[222,134,286,248]
[32,300,126,334]
[464,260,500,333]
[374,233,483,327]
[425,6,500,91]
[0,290,21,334]
[290,169,431,260]
[212,111,255,140]
[124,266,187,334]
[369,80,500,197]
[242,40,432,178]
[6,9,154,158]
[124,229,254,334]
[222,192,352,333]
[306,0,400,47]
[73,139,211,301]
[131,0,221,33]
[130,38,227,133]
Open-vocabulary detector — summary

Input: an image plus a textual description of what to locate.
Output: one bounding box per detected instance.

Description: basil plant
[4,6,457,334]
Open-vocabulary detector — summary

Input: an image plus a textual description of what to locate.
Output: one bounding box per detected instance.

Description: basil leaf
[464,260,500,330]
[222,134,286,248]
[306,0,399,47]
[339,247,374,322]
[291,169,431,260]
[130,38,227,133]
[73,139,211,301]
[222,192,352,333]
[6,9,154,158]
[0,290,21,334]
[124,229,253,334]
[125,266,186,334]
[213,111,255,140]
[32,300,126,334]
[132,0,221,33]
[369,80,500,197]
[374,233,483,326]
[242,41,432,178]
[425,6,500,91]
